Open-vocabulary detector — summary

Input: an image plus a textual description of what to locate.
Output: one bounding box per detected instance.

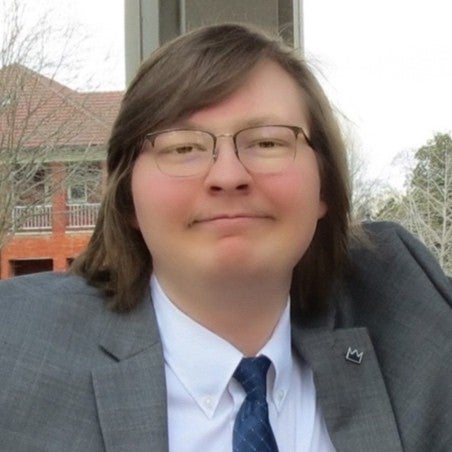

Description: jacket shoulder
[0,271,99,300]
[0,272,109,351]
[350,221,451,307]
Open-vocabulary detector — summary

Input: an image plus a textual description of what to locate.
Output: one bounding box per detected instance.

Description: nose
[204,136,252,193]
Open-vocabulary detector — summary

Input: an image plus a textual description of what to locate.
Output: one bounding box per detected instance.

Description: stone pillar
[124,0,303,85]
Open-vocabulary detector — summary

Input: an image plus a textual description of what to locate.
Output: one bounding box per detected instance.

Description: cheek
[131,160,167,234]
[266,163,325,219]
[131,159,194,234]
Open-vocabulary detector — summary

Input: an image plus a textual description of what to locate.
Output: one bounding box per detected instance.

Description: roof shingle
[0,64,123,149]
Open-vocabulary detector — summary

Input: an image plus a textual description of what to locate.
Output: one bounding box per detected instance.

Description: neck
[155,270,291,356]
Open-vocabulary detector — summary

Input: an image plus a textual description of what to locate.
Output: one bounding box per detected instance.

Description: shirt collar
[151,275,293,417]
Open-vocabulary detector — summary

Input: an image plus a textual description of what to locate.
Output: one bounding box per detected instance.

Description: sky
[304,0,452,185]
[2,0,451,187]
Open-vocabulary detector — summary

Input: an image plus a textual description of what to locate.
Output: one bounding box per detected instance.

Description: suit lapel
[90,282,404,451]
[292,323,403,451]
[92,295,169,452]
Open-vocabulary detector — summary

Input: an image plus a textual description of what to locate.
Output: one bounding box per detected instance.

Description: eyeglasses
[143,125,312,177]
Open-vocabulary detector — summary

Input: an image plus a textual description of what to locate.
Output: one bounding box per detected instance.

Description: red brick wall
[0,232,91,278]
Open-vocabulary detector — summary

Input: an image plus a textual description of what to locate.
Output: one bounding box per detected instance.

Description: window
[65,161,103,204]
[67,183,88,204]
[14,165,51,206]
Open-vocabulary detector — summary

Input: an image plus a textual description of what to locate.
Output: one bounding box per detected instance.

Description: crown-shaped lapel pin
[345,347,364,364]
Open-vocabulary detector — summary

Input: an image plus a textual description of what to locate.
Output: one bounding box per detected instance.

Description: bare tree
[0,0,110,249]
[344,123,387,221]
[377,133,451,274]
[404,134,451,272]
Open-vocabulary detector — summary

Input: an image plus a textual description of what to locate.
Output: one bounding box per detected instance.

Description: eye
[254,139,284,148]
[172,144,198,154]
[158,142,208,155]
[245,138,290,151]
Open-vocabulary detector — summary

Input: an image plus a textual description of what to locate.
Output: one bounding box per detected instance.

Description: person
[0,23,451,452]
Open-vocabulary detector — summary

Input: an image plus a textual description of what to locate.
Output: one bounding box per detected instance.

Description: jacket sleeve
[352,221,452,451]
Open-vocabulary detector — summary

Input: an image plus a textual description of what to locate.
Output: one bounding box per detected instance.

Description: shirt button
[203,395,214,409]
[277,389,285,401]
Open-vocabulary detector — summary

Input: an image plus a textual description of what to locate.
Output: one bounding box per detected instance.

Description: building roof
[0,64,123,149]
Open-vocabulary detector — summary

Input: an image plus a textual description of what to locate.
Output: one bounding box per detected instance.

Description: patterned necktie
[233,356,279,452]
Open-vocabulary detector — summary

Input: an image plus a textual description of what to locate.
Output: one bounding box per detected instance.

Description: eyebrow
[173,116,286,130]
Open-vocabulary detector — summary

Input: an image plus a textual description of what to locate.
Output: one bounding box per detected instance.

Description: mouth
[190,213,272,227]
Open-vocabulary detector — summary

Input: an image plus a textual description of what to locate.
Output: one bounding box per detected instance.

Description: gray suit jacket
[0,222,451,451]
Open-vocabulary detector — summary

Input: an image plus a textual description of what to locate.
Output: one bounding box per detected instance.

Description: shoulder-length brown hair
[71,23,351,315]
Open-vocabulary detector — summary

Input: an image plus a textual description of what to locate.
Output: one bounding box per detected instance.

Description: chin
[205,248,285,279]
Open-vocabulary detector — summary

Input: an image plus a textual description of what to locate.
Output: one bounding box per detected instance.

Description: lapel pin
[345,347,364,364]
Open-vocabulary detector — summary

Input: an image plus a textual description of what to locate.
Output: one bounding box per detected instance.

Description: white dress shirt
[151,275,335,451]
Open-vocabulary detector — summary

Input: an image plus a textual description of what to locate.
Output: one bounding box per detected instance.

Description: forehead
[179,59,309,131]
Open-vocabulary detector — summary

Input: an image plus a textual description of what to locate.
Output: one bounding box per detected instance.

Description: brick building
[0,64,123,278]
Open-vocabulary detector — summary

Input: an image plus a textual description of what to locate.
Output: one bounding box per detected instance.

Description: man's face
[131,59,327,285]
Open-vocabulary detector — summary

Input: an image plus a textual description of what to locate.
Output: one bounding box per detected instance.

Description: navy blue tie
[233,356,279,452]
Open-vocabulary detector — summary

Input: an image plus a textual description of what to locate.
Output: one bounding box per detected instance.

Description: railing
[12,203,100,231]
[67,203,100,229]
[13,205,53,231]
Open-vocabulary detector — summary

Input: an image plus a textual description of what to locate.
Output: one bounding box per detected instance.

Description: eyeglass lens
[147,126,299,176]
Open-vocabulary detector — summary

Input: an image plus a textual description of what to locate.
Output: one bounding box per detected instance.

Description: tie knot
[234,356,271,400]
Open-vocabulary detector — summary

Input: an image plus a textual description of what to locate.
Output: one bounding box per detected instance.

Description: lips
[190,212,272,226]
